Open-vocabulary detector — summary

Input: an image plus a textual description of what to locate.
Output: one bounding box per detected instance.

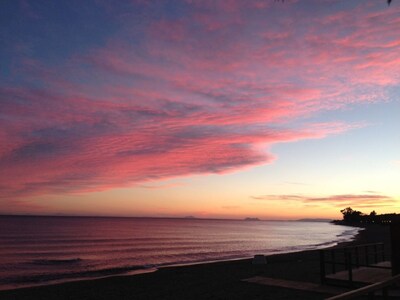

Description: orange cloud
[252,193,396,208]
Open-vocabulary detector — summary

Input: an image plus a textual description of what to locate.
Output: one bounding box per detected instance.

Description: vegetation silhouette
[338,207,400,225]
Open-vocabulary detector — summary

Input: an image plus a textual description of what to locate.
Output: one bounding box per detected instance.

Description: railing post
[331,249,336,273]
[374,244,378,264]
[320,250,326,284]
[355,246,359,268]
[347,252,353,286]
[382,243,385,262]
[365,245,369,266]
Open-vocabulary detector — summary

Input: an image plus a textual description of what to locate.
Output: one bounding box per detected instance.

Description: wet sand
[0,224,391,300]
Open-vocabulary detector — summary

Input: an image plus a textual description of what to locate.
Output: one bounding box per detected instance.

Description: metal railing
[320,243,388,286]
[325,273,400,300]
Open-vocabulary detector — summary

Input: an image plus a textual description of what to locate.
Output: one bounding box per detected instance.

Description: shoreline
[0,224,390,300]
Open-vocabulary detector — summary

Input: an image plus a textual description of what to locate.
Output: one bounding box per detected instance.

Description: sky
[0,0,399,220]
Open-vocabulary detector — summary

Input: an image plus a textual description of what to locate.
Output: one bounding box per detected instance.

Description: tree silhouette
[340,207,364,222]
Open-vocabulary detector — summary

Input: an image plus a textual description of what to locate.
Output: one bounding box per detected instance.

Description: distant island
[184,216,196,219]
[244,217,260,221]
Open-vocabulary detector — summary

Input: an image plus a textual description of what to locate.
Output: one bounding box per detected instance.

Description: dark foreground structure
[0,224,398,300]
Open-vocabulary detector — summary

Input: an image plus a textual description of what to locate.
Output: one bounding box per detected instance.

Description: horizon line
[0,214,334,222]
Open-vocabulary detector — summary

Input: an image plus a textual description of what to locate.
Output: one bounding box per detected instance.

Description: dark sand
[0,224,391,300]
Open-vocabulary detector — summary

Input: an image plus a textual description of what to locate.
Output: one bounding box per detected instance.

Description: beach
[0,224,390,300]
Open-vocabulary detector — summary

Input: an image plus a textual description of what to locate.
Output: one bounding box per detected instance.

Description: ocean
[0,216,360,291]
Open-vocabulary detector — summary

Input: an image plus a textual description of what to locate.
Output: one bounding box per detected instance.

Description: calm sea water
[0,216,359,290]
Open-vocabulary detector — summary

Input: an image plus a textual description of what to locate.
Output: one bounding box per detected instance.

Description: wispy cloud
[251,194,396,208]
[1,1,399,199]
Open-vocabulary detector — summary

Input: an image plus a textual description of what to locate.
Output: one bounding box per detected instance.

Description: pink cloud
[1,1,399,199]
[0,102,350,198]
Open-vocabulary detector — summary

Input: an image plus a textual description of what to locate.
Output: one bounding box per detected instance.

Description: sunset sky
[1,0,399,219]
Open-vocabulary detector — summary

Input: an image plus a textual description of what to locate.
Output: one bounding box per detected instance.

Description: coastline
[0,224,390,300]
